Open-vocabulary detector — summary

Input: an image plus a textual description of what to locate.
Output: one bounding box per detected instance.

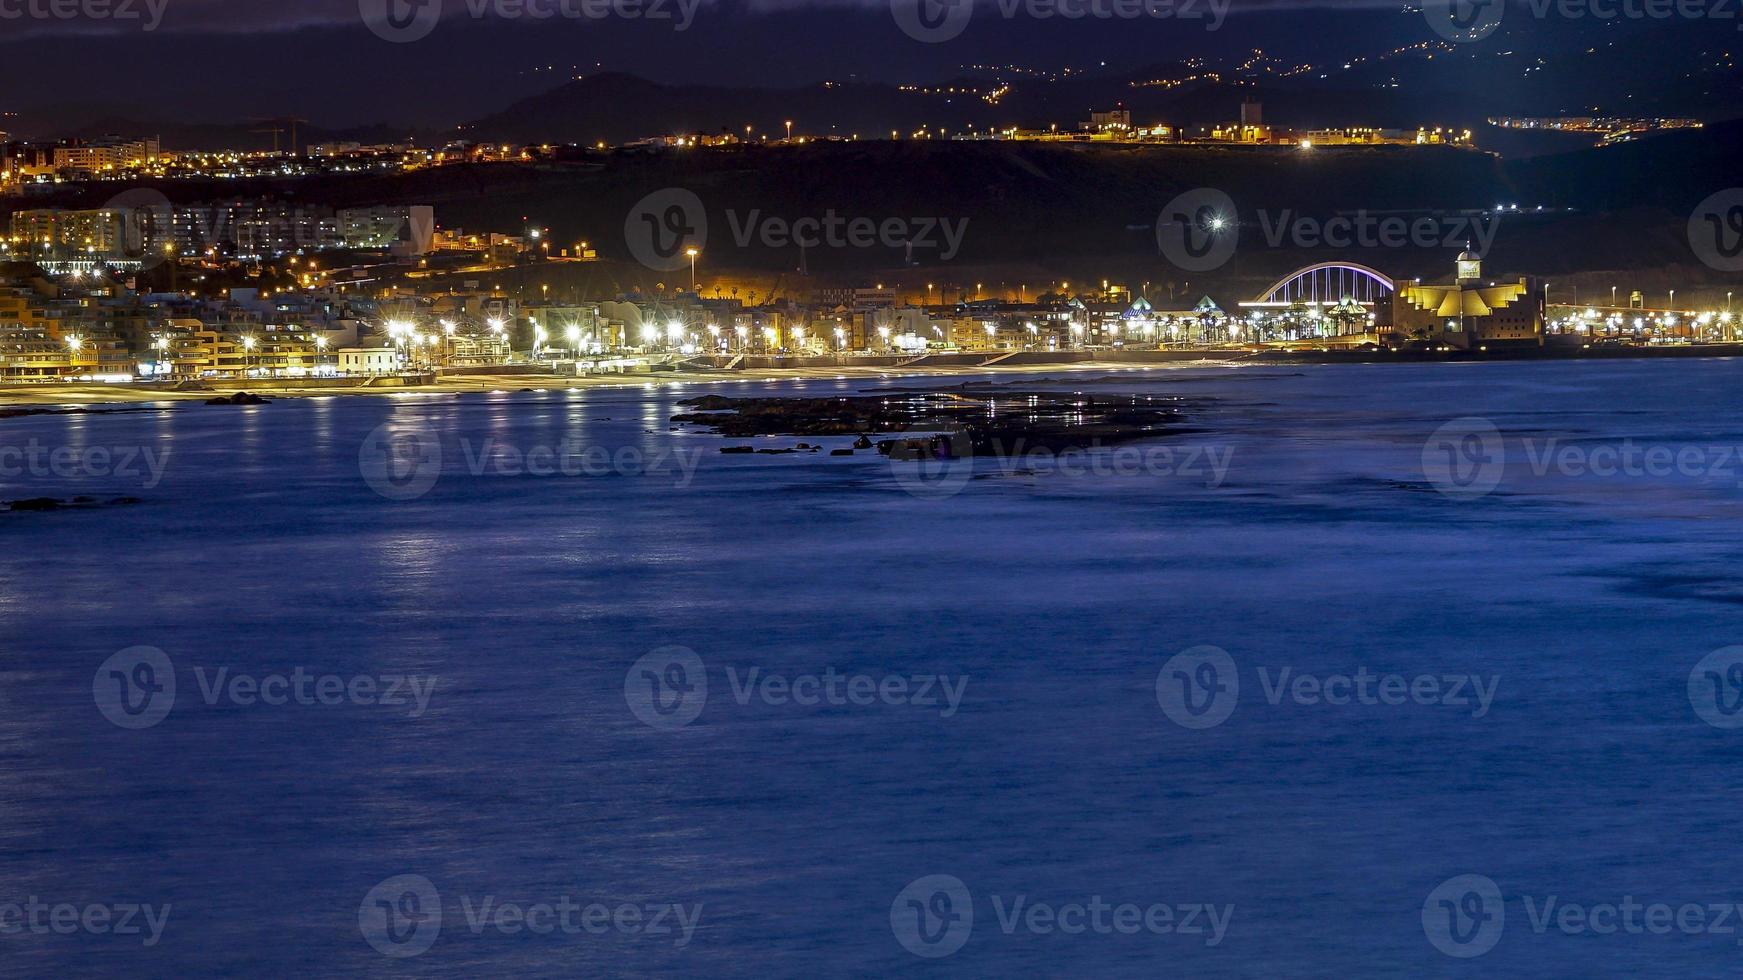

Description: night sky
[1,0,1736,128]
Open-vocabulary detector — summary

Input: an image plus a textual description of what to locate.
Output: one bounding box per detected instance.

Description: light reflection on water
[0,360,1739,975]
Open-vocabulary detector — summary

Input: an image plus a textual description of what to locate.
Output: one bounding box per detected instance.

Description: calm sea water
[3,359,1743,977]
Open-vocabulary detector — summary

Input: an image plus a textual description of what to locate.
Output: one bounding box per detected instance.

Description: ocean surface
[3,359,1743,977]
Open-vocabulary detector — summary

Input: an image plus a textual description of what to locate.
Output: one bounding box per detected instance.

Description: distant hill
[15,113,1735,297]
[14,6,1740,157]
[454,13,1743,147]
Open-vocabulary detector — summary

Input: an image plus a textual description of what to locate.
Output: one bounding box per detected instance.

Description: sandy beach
[0,359,1244,410]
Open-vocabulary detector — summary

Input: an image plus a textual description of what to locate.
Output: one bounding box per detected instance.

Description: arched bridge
[1251,262,1397,306]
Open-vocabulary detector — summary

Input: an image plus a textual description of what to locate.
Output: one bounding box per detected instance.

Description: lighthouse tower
[1457,243,1483,285]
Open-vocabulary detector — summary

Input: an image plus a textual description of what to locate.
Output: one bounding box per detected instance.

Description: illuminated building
[1395,247,1542,347]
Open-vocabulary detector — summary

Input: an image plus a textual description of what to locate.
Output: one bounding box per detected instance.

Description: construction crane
[251,116,310,155]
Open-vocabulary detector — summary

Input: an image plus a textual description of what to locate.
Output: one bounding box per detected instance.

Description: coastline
[4,341,1741,411]
[0,358,1246,410]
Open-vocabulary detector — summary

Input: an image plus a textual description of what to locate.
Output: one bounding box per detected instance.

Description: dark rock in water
[720,446,755,454]
[853,435,874,450]
[676,390,1196,456]
[5,496,144,513]
[796,443,813,450]
[755,448,801,455]
[880,435,961,461]
[6,497,63,511]
[830,448,855,457]
[207,391,269,406]
[681,395,738,411]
